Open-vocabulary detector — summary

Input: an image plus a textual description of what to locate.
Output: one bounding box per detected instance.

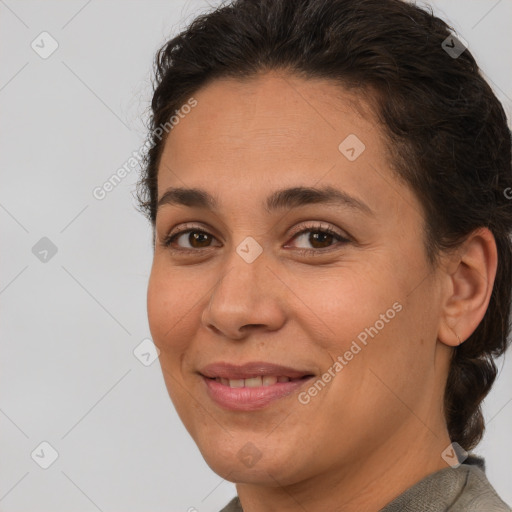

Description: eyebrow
[157,185,374,216]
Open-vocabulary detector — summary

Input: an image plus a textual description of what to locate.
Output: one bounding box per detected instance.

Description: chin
[212,463,276,485]
[200,439,303,486]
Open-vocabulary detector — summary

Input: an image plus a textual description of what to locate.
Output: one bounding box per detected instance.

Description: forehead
[163,71,374,156]
[156,71,419,222]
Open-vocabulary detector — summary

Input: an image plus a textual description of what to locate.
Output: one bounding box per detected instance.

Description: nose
[201,248,287,340]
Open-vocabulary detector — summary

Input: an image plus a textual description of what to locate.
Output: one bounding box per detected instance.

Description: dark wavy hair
[136,0,512,450]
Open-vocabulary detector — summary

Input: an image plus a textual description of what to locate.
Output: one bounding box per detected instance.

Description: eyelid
[162,222,220,249]
[286,221,349,241]
[165,221,219,240]
[162,220,351,252]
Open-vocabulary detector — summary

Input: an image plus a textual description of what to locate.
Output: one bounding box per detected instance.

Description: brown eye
[164,229,217,250]
[186,231,213,248]
[287,224,350,254]
[306,231,336,249]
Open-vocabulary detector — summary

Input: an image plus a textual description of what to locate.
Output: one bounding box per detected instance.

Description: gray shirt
[219,456,511,511]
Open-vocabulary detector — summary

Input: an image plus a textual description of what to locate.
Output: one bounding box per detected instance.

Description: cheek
[304,266,399,342]
[309,262,426,384]
[147,267,200,414]
[318,273,438,423]
[147,265,199,355]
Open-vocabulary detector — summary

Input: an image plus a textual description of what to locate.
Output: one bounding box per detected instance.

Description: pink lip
[199,361,313,380]
[201,375,314,411]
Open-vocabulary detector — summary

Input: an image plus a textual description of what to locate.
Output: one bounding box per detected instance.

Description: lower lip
[201,375,314,411]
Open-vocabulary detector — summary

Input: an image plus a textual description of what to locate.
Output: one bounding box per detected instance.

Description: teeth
[244,376,263,387]
[214,375,292,387]
[262,375,278,386]
[228,379,245,388]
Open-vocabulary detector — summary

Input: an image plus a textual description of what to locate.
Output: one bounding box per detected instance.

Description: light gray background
[1,1,511,511]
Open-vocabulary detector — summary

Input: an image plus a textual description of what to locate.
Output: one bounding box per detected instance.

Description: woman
[137,0,512,510]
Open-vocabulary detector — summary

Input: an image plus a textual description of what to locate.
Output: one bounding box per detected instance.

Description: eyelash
[161,222,351,256]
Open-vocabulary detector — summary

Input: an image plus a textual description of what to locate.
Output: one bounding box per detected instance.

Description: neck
[235,420,452,512]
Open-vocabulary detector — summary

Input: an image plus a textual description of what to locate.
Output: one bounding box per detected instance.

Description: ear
[437,227,498,347]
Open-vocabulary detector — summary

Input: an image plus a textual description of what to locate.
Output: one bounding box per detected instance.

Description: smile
[201,374,314,411]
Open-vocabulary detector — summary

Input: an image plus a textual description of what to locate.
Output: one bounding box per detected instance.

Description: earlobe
[437,227,498,348]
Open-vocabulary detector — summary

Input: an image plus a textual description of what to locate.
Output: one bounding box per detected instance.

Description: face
[147,71,450,486]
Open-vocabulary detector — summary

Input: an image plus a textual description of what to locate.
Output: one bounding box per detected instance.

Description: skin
[146,70,497,512]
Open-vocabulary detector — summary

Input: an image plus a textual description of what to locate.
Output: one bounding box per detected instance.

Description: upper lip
[199,361,314,380]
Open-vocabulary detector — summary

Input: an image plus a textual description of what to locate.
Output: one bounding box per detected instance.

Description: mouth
[199,360,315,381]
[204,374,314,388]
[199,364,315,412]
[198,361,316,411]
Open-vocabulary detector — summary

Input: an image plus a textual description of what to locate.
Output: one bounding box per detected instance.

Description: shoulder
[381,456,510,512]
[452,464,511,511]
[218,496,243,512]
